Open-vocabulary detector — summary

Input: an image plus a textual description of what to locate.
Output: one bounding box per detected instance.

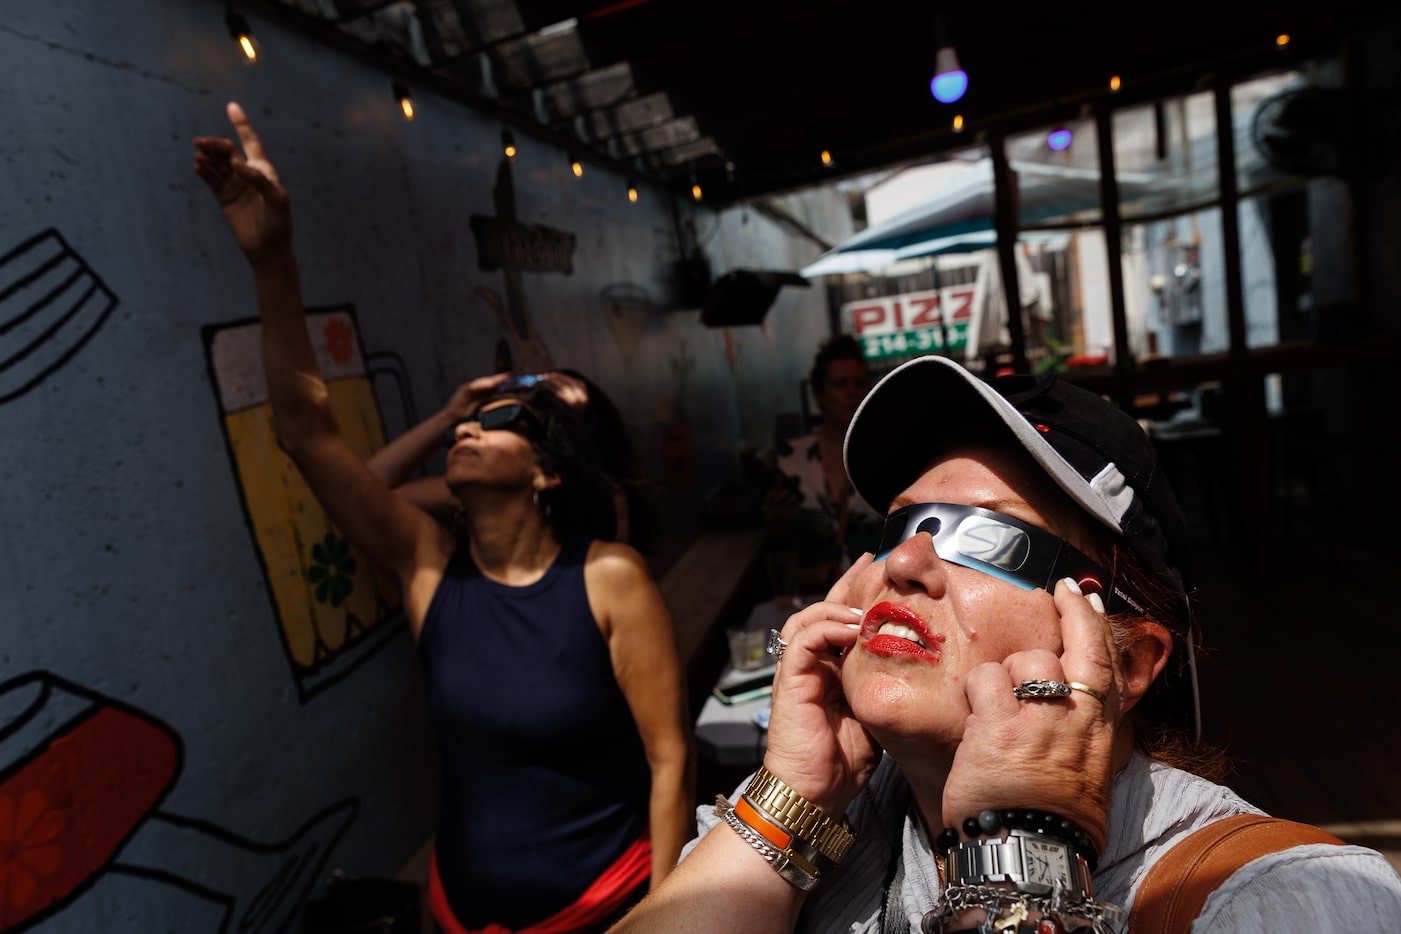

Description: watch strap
[733,796,826,876]
[743,766,856,864]
[719,798,820,890]
[946,829,1093,898]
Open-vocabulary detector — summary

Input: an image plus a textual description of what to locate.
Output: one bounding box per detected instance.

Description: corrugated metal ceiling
[241,0,1388,205]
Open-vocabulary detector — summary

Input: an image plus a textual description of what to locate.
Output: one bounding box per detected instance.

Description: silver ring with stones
[1012,678,1072,700]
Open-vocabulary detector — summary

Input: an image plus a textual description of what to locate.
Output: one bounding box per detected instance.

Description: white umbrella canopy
[800,93,1291,281]
[798,248,902,278]
[800,157,1162,278]
[826,159,998,256]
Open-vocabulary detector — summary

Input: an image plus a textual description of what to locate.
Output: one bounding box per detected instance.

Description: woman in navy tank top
[195,103,695,934]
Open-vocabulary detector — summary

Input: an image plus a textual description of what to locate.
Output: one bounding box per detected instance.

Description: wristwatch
[945,828,1094,898]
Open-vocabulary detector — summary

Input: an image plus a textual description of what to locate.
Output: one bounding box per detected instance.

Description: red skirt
[429,831,651,934]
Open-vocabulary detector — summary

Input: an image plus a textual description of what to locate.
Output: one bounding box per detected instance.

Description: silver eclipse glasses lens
[875,502,1143,613]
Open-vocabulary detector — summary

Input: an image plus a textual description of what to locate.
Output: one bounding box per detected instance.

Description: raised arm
[366,380,477,489]
[193,102,449,621]
[585,541,696,890]
[365,376,505,518]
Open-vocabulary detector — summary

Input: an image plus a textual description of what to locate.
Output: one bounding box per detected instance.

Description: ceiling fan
[1250,86,1351,177]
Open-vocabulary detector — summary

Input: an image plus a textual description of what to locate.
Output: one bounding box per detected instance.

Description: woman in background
[367,368,654,549]
[194,102,693,934]
[766,335,882,593]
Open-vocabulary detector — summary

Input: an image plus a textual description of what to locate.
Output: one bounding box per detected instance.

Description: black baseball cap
[844,355,1200,739]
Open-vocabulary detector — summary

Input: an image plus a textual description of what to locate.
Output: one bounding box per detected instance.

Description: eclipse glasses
[498,373,548,392]
[443,402,538,448]
[875,502,1146,615]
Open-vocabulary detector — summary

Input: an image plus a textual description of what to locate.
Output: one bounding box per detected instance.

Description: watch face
[1023,837,1071,887]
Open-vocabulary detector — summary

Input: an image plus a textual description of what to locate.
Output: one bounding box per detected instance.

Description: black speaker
[700,269,809,327]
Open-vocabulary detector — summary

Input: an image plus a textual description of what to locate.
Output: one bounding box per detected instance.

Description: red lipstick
[862,601,944,662]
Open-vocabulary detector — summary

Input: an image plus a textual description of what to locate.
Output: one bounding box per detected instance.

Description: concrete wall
[0,2,840,930]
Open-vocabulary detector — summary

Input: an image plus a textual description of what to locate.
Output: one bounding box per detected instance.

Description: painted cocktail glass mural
[600,283,650,361]
[0,229,118,406]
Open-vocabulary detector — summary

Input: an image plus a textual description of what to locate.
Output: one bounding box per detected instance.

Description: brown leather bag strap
[1127,813,1345,934]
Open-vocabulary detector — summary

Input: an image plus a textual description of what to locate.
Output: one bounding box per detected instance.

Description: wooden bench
[658,532,767,686]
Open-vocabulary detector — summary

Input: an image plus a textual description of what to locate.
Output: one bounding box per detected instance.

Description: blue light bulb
[1047,128,1073,151]
[931,70,968,104]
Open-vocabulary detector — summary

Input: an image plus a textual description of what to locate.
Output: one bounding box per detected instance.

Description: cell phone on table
[712,669,775,705]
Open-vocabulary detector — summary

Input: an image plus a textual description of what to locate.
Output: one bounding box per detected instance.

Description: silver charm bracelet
[921,882,1126,934]
[716,796,821,891]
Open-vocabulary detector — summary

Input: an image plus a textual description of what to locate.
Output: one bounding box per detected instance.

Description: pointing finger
[226,101,268,164]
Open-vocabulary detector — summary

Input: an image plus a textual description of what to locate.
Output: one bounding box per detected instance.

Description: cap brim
[843,356,1124,535]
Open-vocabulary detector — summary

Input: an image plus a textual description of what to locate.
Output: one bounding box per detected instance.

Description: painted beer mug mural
[206,305,402,698]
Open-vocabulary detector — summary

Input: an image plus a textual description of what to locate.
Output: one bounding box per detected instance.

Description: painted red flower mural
[0,790,65,913]
[0,703,176,930]
[322,318,354,364]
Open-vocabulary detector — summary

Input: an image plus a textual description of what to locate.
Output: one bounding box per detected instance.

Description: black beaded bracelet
[935,808,1099,871]
[941,926,1095,934]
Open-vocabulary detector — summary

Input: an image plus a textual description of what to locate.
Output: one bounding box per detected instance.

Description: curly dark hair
[477,383,618,542]
[809,334,868,394]
[555,368,657,553]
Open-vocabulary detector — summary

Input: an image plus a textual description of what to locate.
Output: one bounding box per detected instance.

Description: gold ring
[1068,681,1107,703]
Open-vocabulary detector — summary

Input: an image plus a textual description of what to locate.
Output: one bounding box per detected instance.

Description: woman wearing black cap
[611,355,1401,932]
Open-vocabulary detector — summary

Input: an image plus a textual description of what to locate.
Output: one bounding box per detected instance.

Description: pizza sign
[840,286,978,360]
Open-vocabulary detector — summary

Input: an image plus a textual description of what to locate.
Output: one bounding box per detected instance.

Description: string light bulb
[1109,74,1122,93]
[930,46,968,104]
[393,80,414,121]
[691,176,702,201]
[225,6,260,64]
[570,153,584,177]
[627,180,639,203]
[820,150,834,168]
[1047,125,1073,151]
[952,114,965,132]
[502,129,517,159]
[1275,33,1291,49]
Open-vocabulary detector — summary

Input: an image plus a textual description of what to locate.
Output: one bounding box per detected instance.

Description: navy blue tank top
[418,536,651,929]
